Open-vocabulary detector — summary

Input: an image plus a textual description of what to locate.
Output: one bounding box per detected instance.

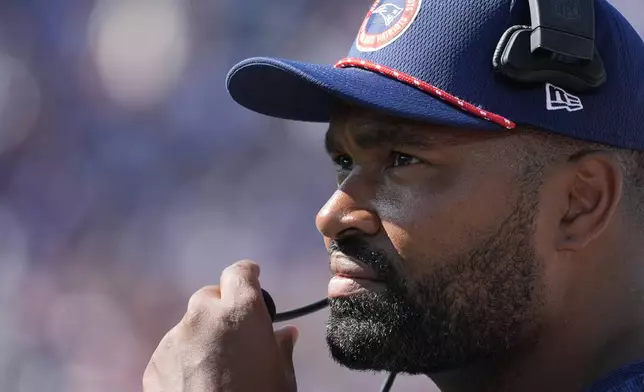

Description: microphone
[260,288,398,392]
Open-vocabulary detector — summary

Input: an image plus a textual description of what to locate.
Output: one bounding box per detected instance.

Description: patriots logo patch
[373,3,403,27]
[356,0,422,52]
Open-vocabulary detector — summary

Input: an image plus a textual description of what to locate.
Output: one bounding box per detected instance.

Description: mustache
[328,237,397,281]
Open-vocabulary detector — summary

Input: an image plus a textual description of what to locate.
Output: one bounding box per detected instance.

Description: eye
[391,152,422,167]
[332,154,353,172]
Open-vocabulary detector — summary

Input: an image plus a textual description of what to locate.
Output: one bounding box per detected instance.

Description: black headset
[494,0,605,92]
[261,1,605,391]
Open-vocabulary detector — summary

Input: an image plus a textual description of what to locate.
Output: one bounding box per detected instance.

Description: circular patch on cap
[356,0,422,52]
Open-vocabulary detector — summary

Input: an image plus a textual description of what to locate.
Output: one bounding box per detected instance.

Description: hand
[143,260,299,392]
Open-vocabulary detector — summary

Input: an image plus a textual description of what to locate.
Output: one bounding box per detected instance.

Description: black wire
[274,298,329,322]
[380,372,397,392]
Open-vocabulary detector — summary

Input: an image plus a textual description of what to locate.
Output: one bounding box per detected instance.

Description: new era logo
[546,83,583,112]
[553,0,581,20]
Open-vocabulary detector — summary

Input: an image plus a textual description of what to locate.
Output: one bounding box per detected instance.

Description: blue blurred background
[0,1,641,391]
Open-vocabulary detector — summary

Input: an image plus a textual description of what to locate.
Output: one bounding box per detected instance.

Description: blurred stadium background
[0,0,640,391]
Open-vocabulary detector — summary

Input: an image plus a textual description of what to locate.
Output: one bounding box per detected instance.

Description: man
[143,0,644,391]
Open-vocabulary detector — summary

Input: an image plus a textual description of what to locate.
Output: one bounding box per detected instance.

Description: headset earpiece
[493,0,607,92]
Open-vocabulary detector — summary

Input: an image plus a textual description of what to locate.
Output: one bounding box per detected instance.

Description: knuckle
[227,259,260,275]
[187,286,218,309]
[184,286,219,326]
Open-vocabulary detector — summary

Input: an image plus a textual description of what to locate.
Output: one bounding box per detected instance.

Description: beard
[325,186,544,375]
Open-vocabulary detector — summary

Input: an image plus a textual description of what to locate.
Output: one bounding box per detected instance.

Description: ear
[557,152,623,251]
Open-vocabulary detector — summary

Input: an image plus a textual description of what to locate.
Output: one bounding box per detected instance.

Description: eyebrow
[324,122,469,155]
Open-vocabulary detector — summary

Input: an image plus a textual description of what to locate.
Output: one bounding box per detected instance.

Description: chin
[325,322,436,375]
[325,319,499,376]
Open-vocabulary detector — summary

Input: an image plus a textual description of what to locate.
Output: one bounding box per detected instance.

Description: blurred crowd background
[0,0,641,391]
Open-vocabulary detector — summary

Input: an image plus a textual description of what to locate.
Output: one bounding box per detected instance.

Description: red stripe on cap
[334,58,516,130]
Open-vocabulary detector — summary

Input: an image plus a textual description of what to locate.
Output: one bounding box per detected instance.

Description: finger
[219,260,261,302]
[186,285,221,312]
[182,286,221,328]
[275,325,299,383]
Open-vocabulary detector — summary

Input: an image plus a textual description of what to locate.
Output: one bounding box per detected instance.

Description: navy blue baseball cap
[226,0,644,150]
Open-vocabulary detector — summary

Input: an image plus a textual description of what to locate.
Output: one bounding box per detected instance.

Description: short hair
[517,127,644,222]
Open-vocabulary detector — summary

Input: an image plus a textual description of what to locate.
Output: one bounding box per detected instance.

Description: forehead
[325,106,511,152]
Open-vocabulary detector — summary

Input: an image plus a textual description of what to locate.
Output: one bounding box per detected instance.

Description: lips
[330,254,380,281]
[328,254,384,298]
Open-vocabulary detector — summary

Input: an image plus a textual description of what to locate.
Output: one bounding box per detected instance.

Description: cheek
[529,176,572,310]
[374,170,519,277]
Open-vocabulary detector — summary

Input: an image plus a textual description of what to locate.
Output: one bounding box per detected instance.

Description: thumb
[275,326,299,386]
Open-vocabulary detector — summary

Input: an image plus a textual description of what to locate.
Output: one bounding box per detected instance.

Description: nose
[315,180,381,240]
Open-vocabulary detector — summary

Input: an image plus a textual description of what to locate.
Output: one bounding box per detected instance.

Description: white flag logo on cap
[546,83,584,112]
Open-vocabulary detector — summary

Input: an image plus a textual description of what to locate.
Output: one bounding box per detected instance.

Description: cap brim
[226,57,500,130]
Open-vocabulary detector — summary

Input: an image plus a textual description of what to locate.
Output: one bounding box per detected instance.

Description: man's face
[316,107,547,375]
